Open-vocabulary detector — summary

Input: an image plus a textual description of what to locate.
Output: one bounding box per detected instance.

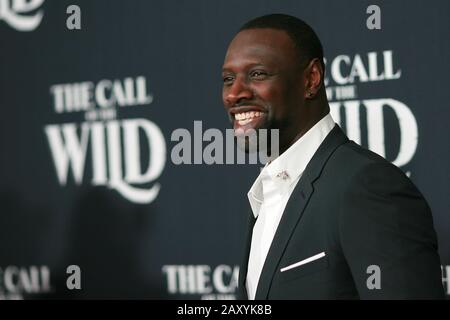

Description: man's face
[222,28,308,149]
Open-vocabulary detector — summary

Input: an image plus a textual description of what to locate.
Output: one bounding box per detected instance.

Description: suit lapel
[254,125,348,299]
[238,208,256,299]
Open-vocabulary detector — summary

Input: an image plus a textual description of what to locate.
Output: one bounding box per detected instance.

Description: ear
[304,58,324,99]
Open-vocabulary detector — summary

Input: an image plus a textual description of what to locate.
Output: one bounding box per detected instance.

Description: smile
[234,111,264,125]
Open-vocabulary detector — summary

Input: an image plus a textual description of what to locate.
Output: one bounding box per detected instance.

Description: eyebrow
[222,63,266,73]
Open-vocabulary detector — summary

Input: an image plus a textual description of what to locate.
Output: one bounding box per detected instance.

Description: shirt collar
[247,113,335,218]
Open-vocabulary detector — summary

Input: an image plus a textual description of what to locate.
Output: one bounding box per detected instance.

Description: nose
[223,76,253,107]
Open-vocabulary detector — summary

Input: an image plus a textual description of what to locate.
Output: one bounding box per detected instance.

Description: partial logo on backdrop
[162,265,239,300]
[442,265,450,296]
[325,50,417,174]
[0,265,51,300]
[44,76,166,204]
[0,0,44,31]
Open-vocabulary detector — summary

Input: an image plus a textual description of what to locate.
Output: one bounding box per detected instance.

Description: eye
[250,70,268,80]
[222,75,235,86]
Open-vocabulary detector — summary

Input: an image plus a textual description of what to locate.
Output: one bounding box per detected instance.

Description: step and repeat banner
[0,0,449,299]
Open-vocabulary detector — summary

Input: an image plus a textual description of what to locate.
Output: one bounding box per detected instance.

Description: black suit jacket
[238,125,444,299]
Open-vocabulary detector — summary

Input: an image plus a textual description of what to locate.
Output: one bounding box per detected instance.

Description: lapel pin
[276,170,290,180]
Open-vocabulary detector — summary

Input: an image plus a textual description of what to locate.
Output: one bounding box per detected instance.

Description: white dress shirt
[246,113,335,300]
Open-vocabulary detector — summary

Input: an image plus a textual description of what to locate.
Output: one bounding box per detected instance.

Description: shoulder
[330,140,412,187]
[324,139,431,216]
[333,141,434,233]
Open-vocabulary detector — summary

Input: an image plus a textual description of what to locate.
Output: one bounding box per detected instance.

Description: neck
[279,98,330,155]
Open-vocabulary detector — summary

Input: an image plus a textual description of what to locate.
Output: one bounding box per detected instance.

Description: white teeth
[235,111,264,121]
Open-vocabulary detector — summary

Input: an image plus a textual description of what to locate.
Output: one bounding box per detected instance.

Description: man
[221,14,444,299]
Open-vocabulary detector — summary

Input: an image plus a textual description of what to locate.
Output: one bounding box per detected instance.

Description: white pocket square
[280,252,326,273]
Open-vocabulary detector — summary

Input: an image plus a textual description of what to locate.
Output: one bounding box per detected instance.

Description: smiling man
[222,14,444,299]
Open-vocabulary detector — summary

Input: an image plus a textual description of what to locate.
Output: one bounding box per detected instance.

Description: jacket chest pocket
[277,251,329,283]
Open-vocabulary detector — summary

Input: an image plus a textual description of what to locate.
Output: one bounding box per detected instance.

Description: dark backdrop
[0,0,449,299]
